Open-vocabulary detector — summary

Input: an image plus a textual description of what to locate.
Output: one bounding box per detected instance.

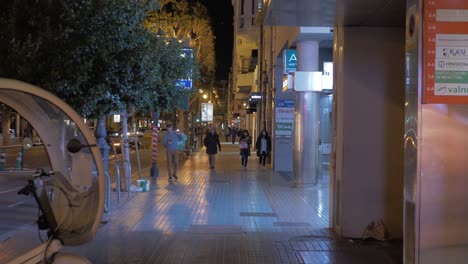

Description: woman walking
[204,125,221,169]
[255,129,272,167]
[239,130,252,169]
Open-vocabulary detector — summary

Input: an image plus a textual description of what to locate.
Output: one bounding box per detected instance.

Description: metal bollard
[0,148,6,171]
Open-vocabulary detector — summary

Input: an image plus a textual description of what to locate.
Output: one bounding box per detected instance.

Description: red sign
[423,0,468,104]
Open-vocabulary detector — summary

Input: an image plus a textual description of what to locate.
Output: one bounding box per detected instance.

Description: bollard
[150,124,159,177]
[14,148,23,170]
[0,148,6,171]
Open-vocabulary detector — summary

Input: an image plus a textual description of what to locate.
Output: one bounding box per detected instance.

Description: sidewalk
[2,142,402,263]
[64,142,402,263]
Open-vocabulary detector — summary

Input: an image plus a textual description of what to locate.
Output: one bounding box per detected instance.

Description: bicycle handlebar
[32,168,54,178]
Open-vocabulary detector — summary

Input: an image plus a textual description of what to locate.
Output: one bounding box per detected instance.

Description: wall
[335,27,405,238]
[273,54,295,172]
[417,105,468,263]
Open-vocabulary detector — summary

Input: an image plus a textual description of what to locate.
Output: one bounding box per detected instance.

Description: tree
[0,0,197,176]
[146,0,215,88]
[0,0,195,118]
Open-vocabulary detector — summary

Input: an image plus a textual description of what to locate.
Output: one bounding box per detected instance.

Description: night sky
[191,0,233,82]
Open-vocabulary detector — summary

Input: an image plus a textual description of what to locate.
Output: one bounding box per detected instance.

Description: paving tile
[2,143,401,264]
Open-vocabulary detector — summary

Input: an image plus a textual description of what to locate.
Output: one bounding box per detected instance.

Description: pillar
[150,111,159,177]
[294,40,320,186]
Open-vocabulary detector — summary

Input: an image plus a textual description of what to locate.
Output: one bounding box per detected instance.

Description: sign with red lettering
[423,0,468,104]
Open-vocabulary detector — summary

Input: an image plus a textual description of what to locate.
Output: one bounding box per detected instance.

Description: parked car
[107,130,143,153]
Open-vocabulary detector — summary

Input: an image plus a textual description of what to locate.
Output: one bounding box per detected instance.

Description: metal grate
[273,222,311,227]
[240,212,277,217]
[188,225,243,234]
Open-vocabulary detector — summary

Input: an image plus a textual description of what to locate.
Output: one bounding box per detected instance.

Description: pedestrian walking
[204,125,221,169]
[162,124,184,181]
[231,127,238,144]
[255,129,272,167]
[239,129,252,169]
[224,126,231,142]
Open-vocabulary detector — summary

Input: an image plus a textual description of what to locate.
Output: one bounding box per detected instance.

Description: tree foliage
[146,0,215,88]
[0,0,196,118]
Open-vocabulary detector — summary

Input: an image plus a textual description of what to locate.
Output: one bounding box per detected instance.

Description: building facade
[231,0,261,136]
[252,0,468,263]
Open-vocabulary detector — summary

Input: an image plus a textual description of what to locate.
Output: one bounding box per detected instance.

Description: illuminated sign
[282,75,293,91]
[249,92,262,102]
[294,71,322,92]
[423,0,468,104]
[275,99,294,138]
[322,62,333,90]
[176,48,193,90]
[283,49,297,74]
[201,103,213,122]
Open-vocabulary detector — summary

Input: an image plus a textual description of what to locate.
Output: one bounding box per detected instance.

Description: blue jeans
[259,151,267,166]
[241,152,249,167]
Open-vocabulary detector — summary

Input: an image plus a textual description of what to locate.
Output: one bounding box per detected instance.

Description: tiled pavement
[3,142,402,263]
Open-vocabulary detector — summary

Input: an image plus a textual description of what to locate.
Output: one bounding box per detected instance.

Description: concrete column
[294,40,320,186]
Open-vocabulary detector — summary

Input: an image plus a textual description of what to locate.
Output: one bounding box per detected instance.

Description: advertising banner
[423,0,468,103]
[201,103,213,122]
[283,49,297,74]
[275,99,294,138]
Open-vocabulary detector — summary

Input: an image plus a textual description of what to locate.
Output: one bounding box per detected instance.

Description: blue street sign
[283,49,297,74]
[176,80,192,89]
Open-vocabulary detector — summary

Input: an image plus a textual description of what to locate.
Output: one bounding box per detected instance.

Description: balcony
[236,72,255,93]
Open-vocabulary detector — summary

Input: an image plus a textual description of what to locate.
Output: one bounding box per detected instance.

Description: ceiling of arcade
[264,0,406,28]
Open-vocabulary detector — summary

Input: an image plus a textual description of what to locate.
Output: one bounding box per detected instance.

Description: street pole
[150,111,159,178]
[95,117,110,176]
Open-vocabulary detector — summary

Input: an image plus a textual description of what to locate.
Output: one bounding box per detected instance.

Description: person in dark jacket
[255,129,272,167]
[204,125,221,169]
[230,126,238,144]
[239,129,252,169]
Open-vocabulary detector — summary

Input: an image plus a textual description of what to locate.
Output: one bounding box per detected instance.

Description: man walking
[162,124,183,181]
[231,127,238,144]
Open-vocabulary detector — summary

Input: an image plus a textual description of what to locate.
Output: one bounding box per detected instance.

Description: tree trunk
[94,116,110,175]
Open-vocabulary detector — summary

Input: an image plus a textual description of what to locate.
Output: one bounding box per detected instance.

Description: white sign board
[294,71,322,92]
[434,34,468,96]
[275,100,294,138]
[201,103,213,122]
[322,62,333,90]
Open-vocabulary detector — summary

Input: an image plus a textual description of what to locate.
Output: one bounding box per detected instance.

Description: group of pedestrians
[204,125,272,170]
[163,123,272,180]
[238,128,272,168]
[223,126,241,144]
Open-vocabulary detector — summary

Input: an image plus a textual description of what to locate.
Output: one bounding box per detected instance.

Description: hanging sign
[283,49,297,74]
[201,103,213,122]
[176,48,193,90]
